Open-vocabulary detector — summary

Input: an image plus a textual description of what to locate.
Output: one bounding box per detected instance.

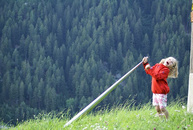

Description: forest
[0,0,191,125]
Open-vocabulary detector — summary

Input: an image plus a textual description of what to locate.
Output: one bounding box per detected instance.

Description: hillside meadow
[3,101,193,130]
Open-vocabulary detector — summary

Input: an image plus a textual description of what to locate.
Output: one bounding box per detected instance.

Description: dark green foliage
[0,0,191,125]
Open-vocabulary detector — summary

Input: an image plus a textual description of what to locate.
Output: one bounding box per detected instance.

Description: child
[142,56,178,119]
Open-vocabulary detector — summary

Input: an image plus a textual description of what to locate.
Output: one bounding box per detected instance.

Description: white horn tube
[64,60,143,128]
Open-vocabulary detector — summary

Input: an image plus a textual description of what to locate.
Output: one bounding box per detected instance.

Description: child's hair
[159,57,178,78]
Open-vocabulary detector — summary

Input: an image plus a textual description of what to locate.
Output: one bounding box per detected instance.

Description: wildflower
[150,111,154,115]
[155,113,164,117]
[182,106,186,109]
[183,126,187,129]
[82,127,87,130]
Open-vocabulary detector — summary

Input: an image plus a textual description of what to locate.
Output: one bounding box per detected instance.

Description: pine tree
[117,42,123,69]
[57,19,64,45]
[45,86,57,111]
[19,81,25,104]
[2,72,11,101]
[142,33,150,55]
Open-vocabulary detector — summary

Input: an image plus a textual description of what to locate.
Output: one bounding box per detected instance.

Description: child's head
[159,57,178,78]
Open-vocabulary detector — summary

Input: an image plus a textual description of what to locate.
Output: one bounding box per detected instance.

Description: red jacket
[143,63,170,94]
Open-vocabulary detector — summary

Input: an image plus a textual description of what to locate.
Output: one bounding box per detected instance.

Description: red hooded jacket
[143,63,170,94]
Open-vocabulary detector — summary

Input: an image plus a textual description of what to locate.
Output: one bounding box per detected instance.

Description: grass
[4,101,193,130]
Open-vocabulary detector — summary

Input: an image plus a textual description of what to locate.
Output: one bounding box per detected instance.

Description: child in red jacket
[142,56,178,119]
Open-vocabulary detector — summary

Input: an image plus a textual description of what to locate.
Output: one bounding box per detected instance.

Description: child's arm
[142,57,170,79]
[142,57,150,70]
[146,65,170,80]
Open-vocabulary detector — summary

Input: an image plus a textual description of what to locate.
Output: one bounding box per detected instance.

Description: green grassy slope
[6,102,193,130]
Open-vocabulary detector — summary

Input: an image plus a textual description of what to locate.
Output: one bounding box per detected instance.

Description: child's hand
[143,57,148,64]
[145,64,150,70]
[143,57,150,70]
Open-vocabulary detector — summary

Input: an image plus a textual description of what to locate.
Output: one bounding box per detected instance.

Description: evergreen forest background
[0,0,191,125]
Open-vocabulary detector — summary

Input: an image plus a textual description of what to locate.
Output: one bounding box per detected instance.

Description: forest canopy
[0,0,191,124]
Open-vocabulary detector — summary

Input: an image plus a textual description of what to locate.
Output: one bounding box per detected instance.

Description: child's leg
[153,94,168,119]
[160,107,169,119]
[159,94,169,119]
[155,105,164,118]
[155,105,162,114]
